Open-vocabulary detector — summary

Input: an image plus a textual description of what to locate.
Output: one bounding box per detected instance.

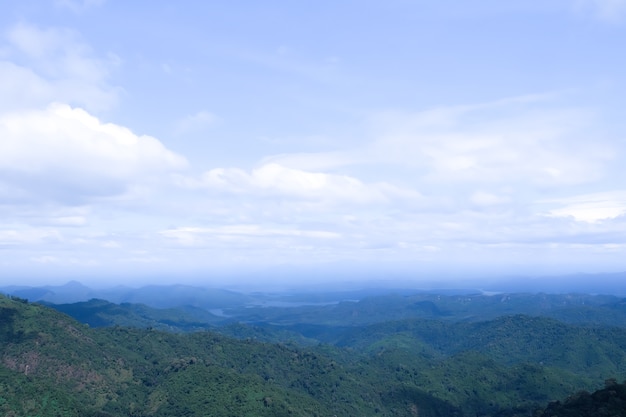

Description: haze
[1,1,626,288]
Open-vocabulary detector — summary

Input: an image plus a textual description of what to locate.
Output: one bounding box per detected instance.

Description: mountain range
[3,281,626,416]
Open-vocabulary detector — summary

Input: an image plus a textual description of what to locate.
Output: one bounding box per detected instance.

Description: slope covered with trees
[538,380,626,417]
[1,294,461,416]
[2,293,626,416]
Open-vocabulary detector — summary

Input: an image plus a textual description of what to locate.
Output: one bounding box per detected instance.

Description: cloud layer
[1,3,626,285]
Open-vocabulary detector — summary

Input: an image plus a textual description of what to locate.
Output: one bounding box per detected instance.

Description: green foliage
[0,367,80,417]
[220,292,626,328]
[537,380,626,416]
[3,292,626,417]
[44,298,222,331]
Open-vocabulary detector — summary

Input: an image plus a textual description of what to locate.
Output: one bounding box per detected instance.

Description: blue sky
[1,0,626,287]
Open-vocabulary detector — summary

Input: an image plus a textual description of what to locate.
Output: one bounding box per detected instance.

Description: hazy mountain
[2,282,251,309]
[8,280,92,304]
[42,298,226,331]
[481,272,626,296]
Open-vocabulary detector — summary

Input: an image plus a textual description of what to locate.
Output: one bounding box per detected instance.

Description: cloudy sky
[1,0,626,287]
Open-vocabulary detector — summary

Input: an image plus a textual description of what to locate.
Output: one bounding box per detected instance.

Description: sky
[1,0,626,287]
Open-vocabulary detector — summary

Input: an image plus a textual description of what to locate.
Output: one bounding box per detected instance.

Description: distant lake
[244,300,358,308]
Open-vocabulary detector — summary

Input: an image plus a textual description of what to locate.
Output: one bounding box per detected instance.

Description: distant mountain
[222,292,626,328]
[101,284,251,309]
[44,298,226,331]
[8,280,92,304]
[2,281,251,309]
[28,285,626,331]
[484,272,626,296]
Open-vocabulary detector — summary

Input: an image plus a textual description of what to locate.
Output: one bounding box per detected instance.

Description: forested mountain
[43,298,222,332]
[1,294,461,416]
[2,292,626,416]
[538,380,626,417]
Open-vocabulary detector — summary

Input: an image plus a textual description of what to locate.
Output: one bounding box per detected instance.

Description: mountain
[8,280,93,304]
[538,380,626,417]
[1,293,464,417]
[7,282,626,330]
[2,282,251,309]
[221,291,626,328]
[483,272,626,296]
[42,298,226,331]
[6,292,626,416]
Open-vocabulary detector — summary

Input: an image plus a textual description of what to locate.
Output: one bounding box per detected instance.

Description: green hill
[0,294,462,417]
[43,298,224,331]
[4,293,626,416]
[538,380,626,417]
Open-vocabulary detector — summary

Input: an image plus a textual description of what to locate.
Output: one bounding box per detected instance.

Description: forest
[2,288,626,416]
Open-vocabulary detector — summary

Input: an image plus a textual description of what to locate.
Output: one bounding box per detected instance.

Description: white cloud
[162,94,623,264]
[368,98,612,188]
[1,23,120,112]
[161,225,340,247]
[544,191,626,222]
[0,103,187,204]
[574,0,626,21]
[0,228,63,247]
[262,151,359,172]
[183,163,421,205]
[0,60,119,113]
[255,95,612,195]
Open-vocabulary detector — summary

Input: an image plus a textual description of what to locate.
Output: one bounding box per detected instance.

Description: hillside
[3,293,626,416]
[538,380,626,417]
[1,294,462,417]
[43,298,223,331]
